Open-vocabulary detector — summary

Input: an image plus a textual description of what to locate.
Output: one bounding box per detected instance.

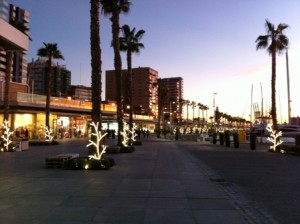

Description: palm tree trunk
[186,104,189,124]
[112,11,123,146]
[45,58,52,128]
[127,50,133,130]
[4,51,13,121]
[271,49,278,131]
[90,0,102,124]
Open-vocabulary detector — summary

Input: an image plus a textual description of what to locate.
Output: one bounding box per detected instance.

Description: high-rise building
[106,67,158,117]
[161,77,184,122]
[27,58,71,97]
[0,0,30,84]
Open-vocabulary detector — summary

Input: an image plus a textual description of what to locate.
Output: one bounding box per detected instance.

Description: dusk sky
[9,0,300,123]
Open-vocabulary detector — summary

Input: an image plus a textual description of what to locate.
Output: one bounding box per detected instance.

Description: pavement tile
[192,209,249,224]
[149,189,186,198]
[45,206,98,222]
[188,198,236,210]
[112,189,149,198]
[144,208,196,224]
[147,198,190,209]
[106,197,148,208]
[93,207,145,223]
[61,196,110,207]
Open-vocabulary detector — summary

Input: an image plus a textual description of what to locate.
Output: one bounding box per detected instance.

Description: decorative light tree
[1,120,14,152]
[44,126,54,142]
[86,122,107,160]
[266,124,284,152]
[120,120,137,147]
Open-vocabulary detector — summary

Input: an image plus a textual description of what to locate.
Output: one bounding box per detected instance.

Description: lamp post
[286,49,291,124]
[169,100,175,133]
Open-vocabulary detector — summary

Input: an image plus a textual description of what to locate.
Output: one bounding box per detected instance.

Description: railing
[16,92,116,111]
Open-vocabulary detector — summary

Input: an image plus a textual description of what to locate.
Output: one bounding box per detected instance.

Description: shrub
[120,146,135,153]
[295,135,300,146]
[67,156,115,170]
[106,146,120,153]
[281,145,300,155]
[29,140,59,146]
[68,156,89,169]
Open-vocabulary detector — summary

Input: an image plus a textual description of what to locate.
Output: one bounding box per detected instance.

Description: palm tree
[203,104,209,125]
[90,0,102,124]
[120,24,145,130]
[3,19,30,121]
[186,100,190,124]
[197,103,205,126]
[256,19,289,131]
[190,101,197,123]
[37,43,64,128]
[101,0,131,146]
[179,99,190,125]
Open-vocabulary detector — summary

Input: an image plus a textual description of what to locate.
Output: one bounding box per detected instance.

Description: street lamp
[286,49,291,124]
[169,100,175,131]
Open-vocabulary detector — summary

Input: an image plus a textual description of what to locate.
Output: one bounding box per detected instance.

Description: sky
[9,0,300,123]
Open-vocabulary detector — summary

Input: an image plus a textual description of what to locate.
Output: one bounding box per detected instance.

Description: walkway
[0,137,274,223]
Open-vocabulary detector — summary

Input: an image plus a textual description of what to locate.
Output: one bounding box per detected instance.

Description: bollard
[250,132,256,150]
[212,132,217,144]
[224,131,230,147]
[233,132,239,148]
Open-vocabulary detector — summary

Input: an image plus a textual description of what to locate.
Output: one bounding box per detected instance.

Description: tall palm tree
[120,24,145,130]
[90,0,102,125]
[4,19,30,121]
[37,43,64,128]
[186,100,190,124]
[101,0,131,146]
[256,19,289,131]
[190,101,196,123]
[197,103,204,126]
[179,99,190,125]
[203,104,209,125]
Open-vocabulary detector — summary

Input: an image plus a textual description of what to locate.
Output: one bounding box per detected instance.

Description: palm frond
[255,35,269,50]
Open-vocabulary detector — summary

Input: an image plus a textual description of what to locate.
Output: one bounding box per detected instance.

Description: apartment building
[106,67,158,117]
[161,77,184,122]
[27,58,71,97]
[0,0,29,84]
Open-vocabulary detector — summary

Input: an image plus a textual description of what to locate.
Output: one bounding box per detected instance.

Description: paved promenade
[0,136,274,223]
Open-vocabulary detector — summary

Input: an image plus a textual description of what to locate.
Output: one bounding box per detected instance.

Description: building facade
[68,85,92,101]
[106,67,158,117]
[161,77,183,123]
[0,0,29,84]
[27,58,71,97]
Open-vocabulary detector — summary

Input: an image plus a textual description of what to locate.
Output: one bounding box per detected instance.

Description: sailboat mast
[260,83,263,120]
[251,85,253,126]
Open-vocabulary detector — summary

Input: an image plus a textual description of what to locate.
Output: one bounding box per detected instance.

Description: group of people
[103,128,150,139]
[135,128,150,139]
[15,127,29,139]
